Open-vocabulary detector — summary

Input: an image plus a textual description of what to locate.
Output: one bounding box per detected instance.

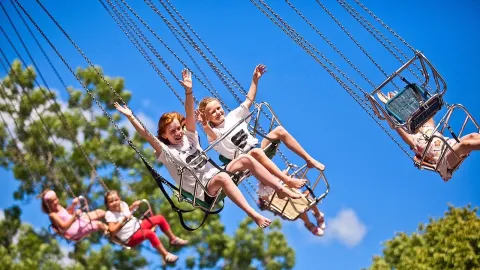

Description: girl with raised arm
[115,69,302,229]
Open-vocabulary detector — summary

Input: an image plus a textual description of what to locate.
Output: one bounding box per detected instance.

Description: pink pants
[127,215,170,248]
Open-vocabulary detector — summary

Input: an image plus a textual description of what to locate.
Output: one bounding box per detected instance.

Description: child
[377,92,480,181]
[40,189,108,241]
[104,190,187,264]
[114,69,302,229]
[257,171,326,236]
[196,64,326,190]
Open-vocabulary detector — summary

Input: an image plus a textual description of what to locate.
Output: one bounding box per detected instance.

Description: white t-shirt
[209,104,258,160]
[156,130,219,201]
[105,201,140,242]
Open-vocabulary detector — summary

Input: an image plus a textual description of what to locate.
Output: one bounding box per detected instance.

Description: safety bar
[368,51,447,133]
[415,104,479,180]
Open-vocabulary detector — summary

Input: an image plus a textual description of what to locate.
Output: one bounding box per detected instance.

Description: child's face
[204,100,225,126]
[46,195,59,210]
[106,192,121,211]
[161,118,185,145]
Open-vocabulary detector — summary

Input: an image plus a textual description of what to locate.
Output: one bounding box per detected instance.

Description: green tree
[0,60,295,269]
[366,204,480,270]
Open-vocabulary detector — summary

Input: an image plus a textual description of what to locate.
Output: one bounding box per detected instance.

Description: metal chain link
[156,0,293,166]
[0,51,90,194]
[285,0,379,89]
[10,0,141,197]
[314,0,399,89]
[336,0,427,86]
[116,0,229,111]
[250,0,413,160]
[0,7,109,191]
[15,0,173,189]
[0,67,77,198]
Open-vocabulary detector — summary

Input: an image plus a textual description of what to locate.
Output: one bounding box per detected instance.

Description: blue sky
[1,0,479,269]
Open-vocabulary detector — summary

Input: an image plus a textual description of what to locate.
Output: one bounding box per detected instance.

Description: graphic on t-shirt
[185,149,208,169]
[230,129,248,149]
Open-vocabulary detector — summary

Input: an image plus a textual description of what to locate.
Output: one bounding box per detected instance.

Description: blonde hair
[198,97,219,115]
[157,112,185,144]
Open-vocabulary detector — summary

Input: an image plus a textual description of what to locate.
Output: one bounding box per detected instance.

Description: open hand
[195,109,208,126]
[253,64,267,81]
[179,69,193,91]
[114,102,133,117]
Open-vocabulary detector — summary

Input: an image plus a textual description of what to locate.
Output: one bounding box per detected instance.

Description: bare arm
[395,127,415,149]
[243,64,267,109]
[114,102,163,155]
[107,218,128,235]
[179,69,196,133]
[49,209,80,231]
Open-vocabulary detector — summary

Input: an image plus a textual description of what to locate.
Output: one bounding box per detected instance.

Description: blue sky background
[1,0,479,269]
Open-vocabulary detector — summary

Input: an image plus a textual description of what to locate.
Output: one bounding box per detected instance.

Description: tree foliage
[0,60,295,269]
[366,204,480,270]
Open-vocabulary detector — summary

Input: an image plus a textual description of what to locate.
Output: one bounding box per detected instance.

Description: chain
[314,0,399,89]
[116,0,229,111]
[14,0,173,189]
[9,0,145,196]
[336,0,427,86]
[0,68,77,198]
[0,6,109,191]
[156,0,292,166]
[250,0,413,159]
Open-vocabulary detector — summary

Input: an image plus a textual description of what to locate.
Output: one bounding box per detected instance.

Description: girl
[104,190,187,264]
[196,64,326,189]
[40,189,108,241]
[114,69,302,229]
[257,171,326,237]
[377,92,480,181]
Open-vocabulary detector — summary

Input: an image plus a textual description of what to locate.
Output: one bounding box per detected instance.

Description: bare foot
[278,186,303,199]
[283,177,307,189]
[251,212,272,229]
[307,159,325,171]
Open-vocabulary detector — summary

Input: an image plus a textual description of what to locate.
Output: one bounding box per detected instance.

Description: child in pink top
[40,189,107,240]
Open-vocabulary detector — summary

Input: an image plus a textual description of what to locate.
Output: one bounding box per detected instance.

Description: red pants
[127,215,170,248]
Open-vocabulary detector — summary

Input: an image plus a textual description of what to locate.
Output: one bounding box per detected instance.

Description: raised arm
[114,102,163,155]
[243,64,267,109]
[180,69,196,133]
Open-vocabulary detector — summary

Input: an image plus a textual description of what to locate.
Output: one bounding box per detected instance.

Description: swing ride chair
[174,102,281,213]
[109,199,157,249]
[368,51,447,134]
[261,163,330,221]
[49,195,92,242]
[414,104,480,179]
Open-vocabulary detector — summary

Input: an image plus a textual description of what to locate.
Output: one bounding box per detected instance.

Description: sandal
[164,253,179,264]
[170,237,189,247]
[305,223,324,237]
[314,212,326,230]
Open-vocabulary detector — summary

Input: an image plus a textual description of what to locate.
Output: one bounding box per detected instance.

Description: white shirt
[209,104,258,160]
[105,201,140,242]
[156,130,219,201]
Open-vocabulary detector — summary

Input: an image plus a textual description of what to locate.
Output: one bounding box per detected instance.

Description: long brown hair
[39,189,53,213]
[157,112,185,144]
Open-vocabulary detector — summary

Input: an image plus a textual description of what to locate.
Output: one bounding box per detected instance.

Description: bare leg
[86,209,105,220]
[449,133,480,165]
[262,126,325,170]
[207,172,271,228]
[249,148,306,188]
[227,155,303,199]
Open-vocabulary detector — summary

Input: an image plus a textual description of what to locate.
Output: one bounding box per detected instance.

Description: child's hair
[157,112,186,144]
[104,190,120,209]
[39,189,53,213]
[198,97,219,115]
